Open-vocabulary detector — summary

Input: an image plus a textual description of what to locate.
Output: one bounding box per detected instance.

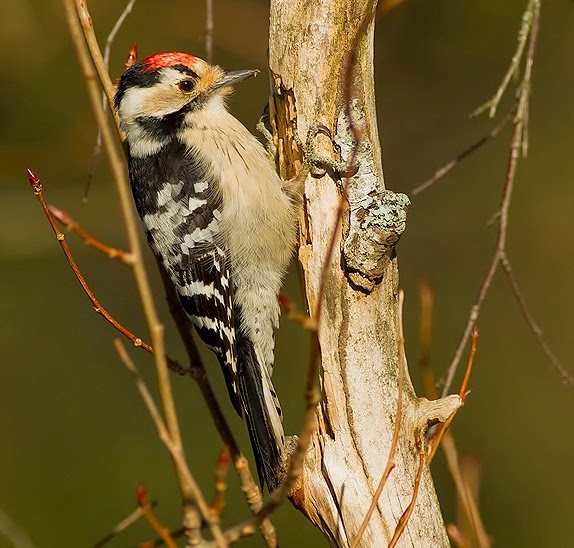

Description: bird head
[115,52,259,150]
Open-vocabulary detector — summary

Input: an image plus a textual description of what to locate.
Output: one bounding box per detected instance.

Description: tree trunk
[268,1,461,545]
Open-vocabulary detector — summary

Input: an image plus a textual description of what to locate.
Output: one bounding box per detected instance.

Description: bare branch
[85,0,137,199]
[212,448,231,519]
[471,0,537,119]
[103,0,137,71]
[440,0,572,394]
[205,0,214,64]
[113,340,226,546]
[411,110,513,196]
[92,501,156,548]
[136,484,177,548]
[429,326,478,461]
[500,253,574,384]
[49,205,132,264]
[417,285,490,547]
[388,435,426,548]
[62,2,221,543]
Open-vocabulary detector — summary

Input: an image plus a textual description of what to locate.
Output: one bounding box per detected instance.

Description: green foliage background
[1,1,573,546]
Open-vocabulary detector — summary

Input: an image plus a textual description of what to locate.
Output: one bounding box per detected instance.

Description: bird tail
[237,335,286,491]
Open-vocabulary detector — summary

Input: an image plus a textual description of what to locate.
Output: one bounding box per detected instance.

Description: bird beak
[215,69,260,90]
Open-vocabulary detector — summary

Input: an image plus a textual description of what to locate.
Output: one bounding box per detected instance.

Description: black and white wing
[128,143,241,414]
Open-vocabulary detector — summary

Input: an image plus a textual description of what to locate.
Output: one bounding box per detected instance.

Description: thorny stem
[63,2,224,544]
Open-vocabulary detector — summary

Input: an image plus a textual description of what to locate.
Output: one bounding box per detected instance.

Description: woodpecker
[115,52,300,490]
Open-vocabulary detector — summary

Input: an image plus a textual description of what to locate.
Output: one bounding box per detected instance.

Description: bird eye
[178,80,194,92]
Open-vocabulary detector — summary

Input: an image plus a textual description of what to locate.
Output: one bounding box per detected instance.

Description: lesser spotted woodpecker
[115,52,300,490]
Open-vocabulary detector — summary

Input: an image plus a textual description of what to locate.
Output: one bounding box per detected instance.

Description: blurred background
[1,1,573,546]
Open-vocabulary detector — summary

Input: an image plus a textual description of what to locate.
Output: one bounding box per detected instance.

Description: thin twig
[63,2,220,544]
[429,326,478,462]
[351,290,406,548]
[471,0,536,119]
[205,0,214,64]
[93,501,156,548]
[411,110,513,195]
[278,294,317,330]
[85,0,137,199]
[417,285,490,548]
[212,447,231,519]
[455,455,487,548]
[103,0,137,71]
[418,279,436,398]
[136,484,177,548]
[113,339,226,546]
[440,435,490,548]
[72,0,117,112]
[28,171,151,352]
[49,205,132,264]
[500,253,574,384]
[440,0,573,395]
[388,435,426,548]
[30,175,195,377]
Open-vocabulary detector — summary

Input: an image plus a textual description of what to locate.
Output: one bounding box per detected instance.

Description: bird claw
[256,104,277,160]
[297,123,357,178]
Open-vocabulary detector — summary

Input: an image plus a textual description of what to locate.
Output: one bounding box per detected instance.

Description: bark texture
[268,2,460,546]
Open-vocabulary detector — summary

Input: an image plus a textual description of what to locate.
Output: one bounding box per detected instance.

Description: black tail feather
[237,336,284,491]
